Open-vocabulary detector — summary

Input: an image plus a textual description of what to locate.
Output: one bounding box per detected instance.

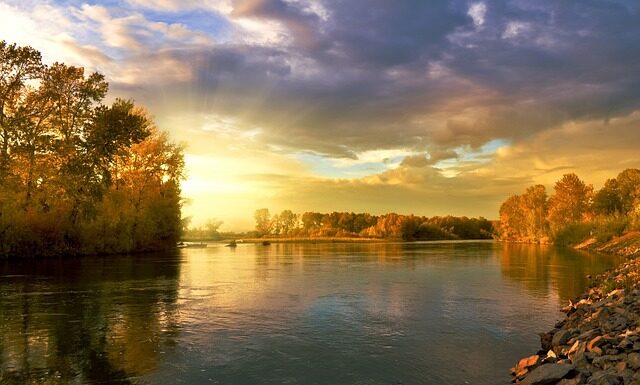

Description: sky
[2,0,639,231]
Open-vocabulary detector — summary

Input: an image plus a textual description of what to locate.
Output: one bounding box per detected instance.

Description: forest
[498,169,640,245]
[252,209,494,241]
[0,41,184,258]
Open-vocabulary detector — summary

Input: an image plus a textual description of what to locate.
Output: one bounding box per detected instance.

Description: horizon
[3,1,639,231]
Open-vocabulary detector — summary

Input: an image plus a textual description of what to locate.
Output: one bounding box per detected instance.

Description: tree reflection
[0,253,180,384]
[498,243,623,300]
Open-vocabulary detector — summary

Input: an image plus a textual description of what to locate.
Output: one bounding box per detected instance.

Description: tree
[547,173,593,234]
[0,41,43,181]
[278,209,297,235]
[499,195,525,240]
[521,185,549,240]
[254,208,272,236]
[0,40,184,257]
[615,169,640,215]
[593,178,622,216]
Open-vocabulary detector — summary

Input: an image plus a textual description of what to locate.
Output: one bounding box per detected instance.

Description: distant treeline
[498,169,640,245]
[0,41,184,257]
[253,209,494,241]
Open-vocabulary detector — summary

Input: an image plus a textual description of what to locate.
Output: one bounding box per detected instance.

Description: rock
[568,341,587,358]
[542,349,558,364]
[627,352,640,369]
[571,352,590,369]
[607,289,624,298]
[540,332,553,351]
[587,336,605,352]
[557,376,584,385]
[512,354,541,378]
[520,363,574,385]
[592,354,626,369]
[553,330,572,347]
[616,337,631,349]
[509,255,640,385]
[590,346,603,356]
[613,361,625,371]
[586,370,621,385]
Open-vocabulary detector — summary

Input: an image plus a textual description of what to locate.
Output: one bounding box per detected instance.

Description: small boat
[262,240,271,246]
[225,240,237,247]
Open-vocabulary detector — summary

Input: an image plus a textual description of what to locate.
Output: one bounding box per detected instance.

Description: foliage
[547,173,593,235]
[0,41,184,258]
[253,209,493,241]
[553,223,594,247]
[499,169,640,246]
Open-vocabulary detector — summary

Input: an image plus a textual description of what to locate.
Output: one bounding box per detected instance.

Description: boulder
[587,336,605,352]
[556,376,584,385]
[586,370,621,385]
[553,330,573,347]
[512,354,541,378]
[520,363,574,385]
[627,352,640,370]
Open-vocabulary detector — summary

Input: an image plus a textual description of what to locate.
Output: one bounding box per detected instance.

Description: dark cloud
[109,0,640,158]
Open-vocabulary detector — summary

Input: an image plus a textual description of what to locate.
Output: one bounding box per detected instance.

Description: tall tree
[522,185,549,240]
[0,41,43,182]
[615,169,640,216]
[593,178,622,216]
[547,174,593,234]
[254,208,272,236]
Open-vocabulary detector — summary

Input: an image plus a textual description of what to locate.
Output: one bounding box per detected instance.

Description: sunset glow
[4,0,639,230]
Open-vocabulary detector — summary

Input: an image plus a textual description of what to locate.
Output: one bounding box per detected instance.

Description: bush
[553,223,595,246]
[592,216,628,243]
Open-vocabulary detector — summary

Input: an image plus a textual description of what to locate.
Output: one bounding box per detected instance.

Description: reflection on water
[0,242,624,385]
[0,254,181,384]
[498,243,621,300]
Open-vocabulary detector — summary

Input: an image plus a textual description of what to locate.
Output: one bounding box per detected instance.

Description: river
[0,241,624,384]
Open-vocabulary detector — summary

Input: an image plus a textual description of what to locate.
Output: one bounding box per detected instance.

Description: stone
[592,354,626,369]
[520,363,574,385]
[616,337,631,349]
[540,332,553,351]
[571,352,590,369]
[556,376,583,385]
[554,330,573,347]
[512,354,541,378]
[613,361,625,371]
[627,352,640,369]
[568,341,587,358]
[586,370,621,385]
[587,336,605,352]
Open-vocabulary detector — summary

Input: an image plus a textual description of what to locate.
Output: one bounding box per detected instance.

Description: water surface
[0,241,623,384]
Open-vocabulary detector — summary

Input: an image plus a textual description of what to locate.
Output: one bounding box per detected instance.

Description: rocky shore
[510,233,640,385]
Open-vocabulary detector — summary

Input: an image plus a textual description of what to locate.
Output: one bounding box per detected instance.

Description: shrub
[553,223,595,246]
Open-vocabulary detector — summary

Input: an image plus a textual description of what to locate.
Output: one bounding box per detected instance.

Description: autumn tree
[615,169,640,216]
[254,208,272,236]
[499,195,526,240]
[593,178,622,216]
[547,173,593,234]
[0,41,184,257]
[277,209,297,235]
[0,41,43,182]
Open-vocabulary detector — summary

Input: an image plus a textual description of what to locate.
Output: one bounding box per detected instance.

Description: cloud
[468,2,487,27]
[3,0,640,228]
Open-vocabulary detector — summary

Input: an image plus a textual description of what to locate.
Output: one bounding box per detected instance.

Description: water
[0,241,624,385]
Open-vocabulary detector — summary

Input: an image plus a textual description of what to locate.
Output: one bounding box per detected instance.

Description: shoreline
[509,232,640,384]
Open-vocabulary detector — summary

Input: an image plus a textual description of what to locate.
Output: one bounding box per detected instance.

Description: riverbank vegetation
[252,209,493,241]
[498,169,640,245]
[0,41,184,258]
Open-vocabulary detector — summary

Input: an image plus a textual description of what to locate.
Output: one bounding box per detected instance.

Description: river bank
[510,232,640,384]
